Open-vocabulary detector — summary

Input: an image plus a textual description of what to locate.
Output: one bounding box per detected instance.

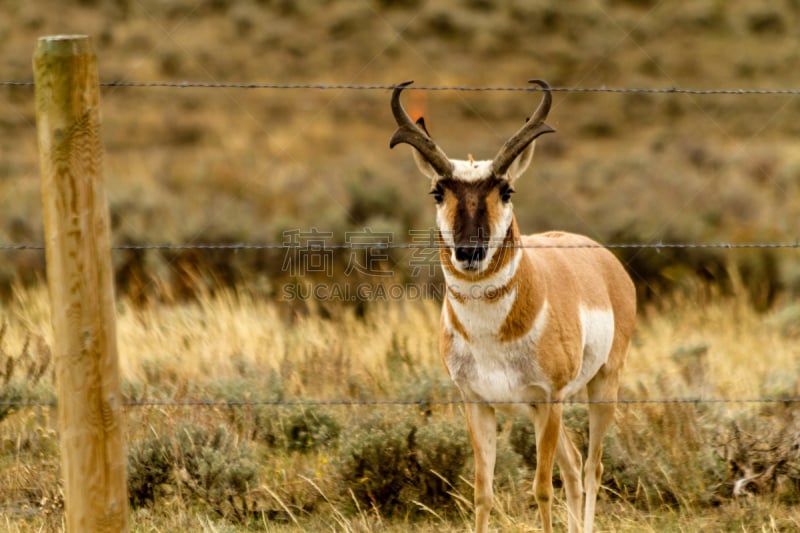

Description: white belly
[445,300,615,403]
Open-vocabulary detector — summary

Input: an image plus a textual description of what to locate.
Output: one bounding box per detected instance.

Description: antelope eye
[430,185,444,204]
[500,184,515,203]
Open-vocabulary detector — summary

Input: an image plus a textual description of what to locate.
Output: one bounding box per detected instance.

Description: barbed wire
[4,80,800,95]
[3,396,800,408]
[0,241,798,252]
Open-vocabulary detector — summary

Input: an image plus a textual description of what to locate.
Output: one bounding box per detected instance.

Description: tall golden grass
[2,285,800,531]
[3,2,800,529]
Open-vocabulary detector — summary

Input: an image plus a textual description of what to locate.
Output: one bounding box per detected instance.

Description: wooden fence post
[33,35,129,532]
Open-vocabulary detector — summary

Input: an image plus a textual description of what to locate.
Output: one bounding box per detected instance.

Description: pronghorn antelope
[389,80,636,533]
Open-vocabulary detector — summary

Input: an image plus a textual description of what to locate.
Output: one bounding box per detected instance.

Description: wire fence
[5,80,800,94]
[4,79,799,253]
[2,79,798,412]
[0,241,799,251]
[4,396,800,408]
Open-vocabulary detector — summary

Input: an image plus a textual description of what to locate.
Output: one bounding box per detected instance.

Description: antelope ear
[411,146,442,181]
[506,140,536,183]
[415,117,432,136]
[410,116,444,181]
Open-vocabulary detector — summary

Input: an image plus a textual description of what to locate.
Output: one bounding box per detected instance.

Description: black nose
[455,246,487,263]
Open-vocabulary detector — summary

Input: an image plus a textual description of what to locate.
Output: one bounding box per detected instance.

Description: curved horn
[389,81,453,178]
[491,79,556,177]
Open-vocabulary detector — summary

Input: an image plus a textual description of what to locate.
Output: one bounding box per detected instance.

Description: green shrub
[128,429,174,508]
[338,413,469,516]
[250,405,282,448]
[248,405,341,451]
[0,383,23,424]
[282,407,341,452]
[413,419,471,509]
[509,415,537,470]
[338,415,414,514]
[0,332,53,423]
[601,404,728,508]
[129,422,259,520]
[175,424,258,520]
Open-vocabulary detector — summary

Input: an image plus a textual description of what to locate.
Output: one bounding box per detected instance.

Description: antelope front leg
[530,400,563,533]
[464,399,497,533]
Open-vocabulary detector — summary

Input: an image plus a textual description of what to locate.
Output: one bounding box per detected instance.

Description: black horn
[389,81,454,178]
[490,79,555,177]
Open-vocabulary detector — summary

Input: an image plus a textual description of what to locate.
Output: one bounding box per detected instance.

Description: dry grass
[1,286,800,530]
[115,287,444,400]
[629,290,800,401]
[3,1,800,530]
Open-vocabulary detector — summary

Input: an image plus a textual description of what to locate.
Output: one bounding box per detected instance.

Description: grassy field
[2,286,800,531]
[3,0,800,531]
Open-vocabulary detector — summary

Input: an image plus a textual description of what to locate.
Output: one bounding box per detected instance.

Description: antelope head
[390,80,555,275]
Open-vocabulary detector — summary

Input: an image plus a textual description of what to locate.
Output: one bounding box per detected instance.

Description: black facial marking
[436,177,508,267]
[500,182,515,203]
[430,183,444,204]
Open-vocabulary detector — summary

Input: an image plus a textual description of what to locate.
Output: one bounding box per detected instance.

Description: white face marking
[450,159,493,181]
[436,207,455,247]
[484,202,513,268]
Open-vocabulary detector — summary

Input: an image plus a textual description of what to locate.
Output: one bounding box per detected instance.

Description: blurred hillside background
[2,0,800,307]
